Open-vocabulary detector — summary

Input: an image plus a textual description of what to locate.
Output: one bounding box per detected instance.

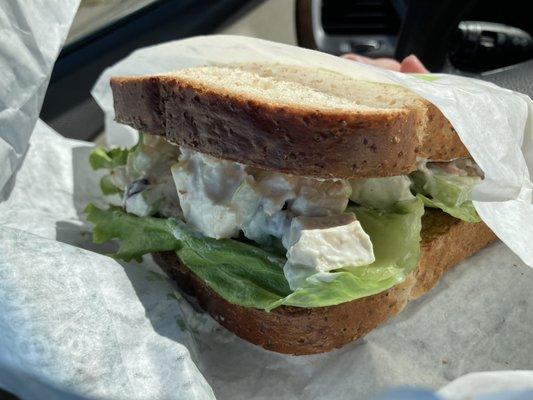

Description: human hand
[342,53,429,73]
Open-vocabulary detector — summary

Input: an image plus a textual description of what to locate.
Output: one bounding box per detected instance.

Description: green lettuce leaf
[89,147,129,170]
[412,74,439,82]
[85,204,180,261]
[416,194,480,223]
[100,175,123,196]
[86,199,424,311]
[275,199,424,308]
[86,204,290,309]
[411,169,481,222]
[174,227,291,309]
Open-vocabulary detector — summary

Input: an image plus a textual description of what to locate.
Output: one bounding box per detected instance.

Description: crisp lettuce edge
[85,198,425,311]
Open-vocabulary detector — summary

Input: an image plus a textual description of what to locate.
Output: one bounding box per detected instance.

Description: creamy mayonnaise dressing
[122,135,181,218]
[170,148,379,287]
[124,138,485,289]
[349,175,414,209]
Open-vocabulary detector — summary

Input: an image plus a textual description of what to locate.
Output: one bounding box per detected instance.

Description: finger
[400,54,429,73]
[341,53,374,62]
[342,53,402,71]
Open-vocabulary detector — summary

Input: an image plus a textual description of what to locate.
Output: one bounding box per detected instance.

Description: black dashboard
[296,0,533,73]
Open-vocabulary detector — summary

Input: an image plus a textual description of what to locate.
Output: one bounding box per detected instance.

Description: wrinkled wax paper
[0,0,79,192]
[1,12,533,400]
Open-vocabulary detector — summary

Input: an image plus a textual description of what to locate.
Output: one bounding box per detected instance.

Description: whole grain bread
[111,63,469,179]
[153,209,497,355]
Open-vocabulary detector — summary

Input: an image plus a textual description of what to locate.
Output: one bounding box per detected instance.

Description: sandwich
[86,63,497,355]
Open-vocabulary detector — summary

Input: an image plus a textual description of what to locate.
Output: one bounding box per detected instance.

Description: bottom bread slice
[153,209,497,355]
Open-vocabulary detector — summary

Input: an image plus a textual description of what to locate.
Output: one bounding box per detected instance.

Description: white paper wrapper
[0,0,79,194]
[2,17,533,400]
[0,121,215,400]
[438,371,533,399]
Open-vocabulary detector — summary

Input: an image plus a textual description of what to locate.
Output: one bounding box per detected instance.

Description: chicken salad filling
[86,133,483,309]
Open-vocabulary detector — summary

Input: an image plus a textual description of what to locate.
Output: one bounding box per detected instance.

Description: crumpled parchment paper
[0,0,79,192]
[1,3,533,398]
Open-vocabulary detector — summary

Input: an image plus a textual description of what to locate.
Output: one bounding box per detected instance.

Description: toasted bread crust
[153,209,496,355]
[111,75,468,178]
[421,102,469,161]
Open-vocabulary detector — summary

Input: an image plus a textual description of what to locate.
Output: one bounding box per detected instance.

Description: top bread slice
[111,63,469,178]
